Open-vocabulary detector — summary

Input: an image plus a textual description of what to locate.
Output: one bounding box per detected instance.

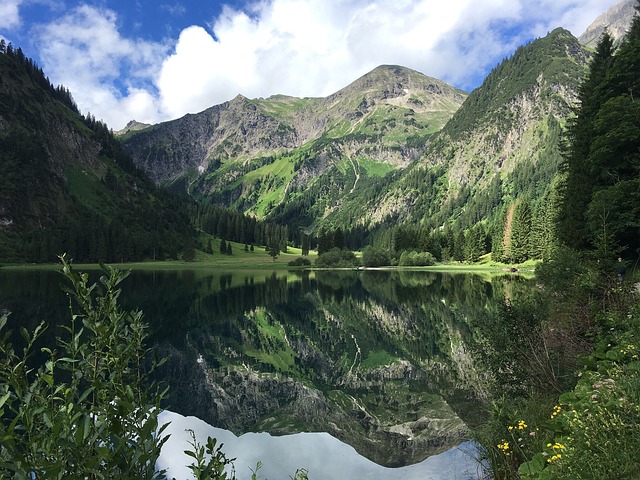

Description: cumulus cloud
[0,0,24,30]
[27,0,621,129]
[33,5,169,129]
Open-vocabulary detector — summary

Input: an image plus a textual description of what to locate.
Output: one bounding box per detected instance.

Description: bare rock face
[120,95,298,184]
[579,0,636,47]
[120,66,467,188]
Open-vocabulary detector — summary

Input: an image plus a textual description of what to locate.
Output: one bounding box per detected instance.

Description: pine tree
[267,237,280,261]
[301,232,310,256]
[558,32,615,249]
[559,8,640,256]
[510,200,532,263]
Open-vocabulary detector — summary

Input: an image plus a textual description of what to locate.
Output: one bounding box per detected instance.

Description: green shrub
[0,255,168,479]
[398,250,436,266]
[362,246,390,267]
[287,257,311,267]
[314,248,359,268]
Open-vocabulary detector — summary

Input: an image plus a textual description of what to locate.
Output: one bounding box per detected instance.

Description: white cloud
[28,0,622,129]
[33,5,169,129]
[0,0,24,30]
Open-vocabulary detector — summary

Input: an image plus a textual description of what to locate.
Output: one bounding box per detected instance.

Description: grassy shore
[0,242,536,275]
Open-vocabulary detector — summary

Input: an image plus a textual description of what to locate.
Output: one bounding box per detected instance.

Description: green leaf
[42,373,54,387]
[518,453,546,478]
[606,349,622,361]
[0,391,11,409]
[19,326,30,343]
[558,392,578,404]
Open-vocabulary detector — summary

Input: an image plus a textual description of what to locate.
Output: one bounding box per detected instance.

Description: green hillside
[0,44,194,263]
[121,66,467,227]
[309,28,589,263]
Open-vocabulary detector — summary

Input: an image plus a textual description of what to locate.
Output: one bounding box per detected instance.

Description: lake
[0,267,530,479]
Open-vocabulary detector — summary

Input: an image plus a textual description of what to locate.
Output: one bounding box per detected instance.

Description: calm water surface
[0,268,529,478]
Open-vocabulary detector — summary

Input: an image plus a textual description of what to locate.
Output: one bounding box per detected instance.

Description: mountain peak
[579,0,635,47]
[325,64,467,109]
[115,119,151,136]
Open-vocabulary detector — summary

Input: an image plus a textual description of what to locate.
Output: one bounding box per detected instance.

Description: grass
[1,247,538,277]
[359,157,396,178]
[359,350,397,370]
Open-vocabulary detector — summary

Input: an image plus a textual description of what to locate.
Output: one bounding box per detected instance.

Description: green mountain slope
[121,29,590,255]
[321,29,590,237]
[0,45,193,262]
[120,66,466,221]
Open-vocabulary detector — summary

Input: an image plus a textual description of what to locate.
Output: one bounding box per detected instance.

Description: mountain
[115,119,151,135]
[275,29,590,244]
[120,27,591,254]
[579,0,636,47]
[0,44,193,263]
[120,66,466,218]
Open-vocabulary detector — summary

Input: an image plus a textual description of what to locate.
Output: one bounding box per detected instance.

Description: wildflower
[547,453,562,463]
[497,440,510,456]
[551,405,562,419]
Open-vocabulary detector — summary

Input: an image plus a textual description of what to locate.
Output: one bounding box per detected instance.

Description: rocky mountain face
[309,28,590,232]
[120,27,595,237]
[579,0,635,47]
[115,119,151,135]
[120,66,466,217]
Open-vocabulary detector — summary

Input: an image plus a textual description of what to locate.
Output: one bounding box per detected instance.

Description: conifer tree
[559,7,640,256]
[559,32,615,249]
[510,200,532,263]
[301,232,310,256]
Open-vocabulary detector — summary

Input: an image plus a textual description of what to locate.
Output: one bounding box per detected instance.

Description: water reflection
[0,267,532,470]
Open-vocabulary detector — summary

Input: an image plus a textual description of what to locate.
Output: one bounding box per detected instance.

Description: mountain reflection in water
[0,268,530,476]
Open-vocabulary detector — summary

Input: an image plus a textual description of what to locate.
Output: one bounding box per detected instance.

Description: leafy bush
[0,255,168,479]
[287,257,311,267]
[314,248,359,268]
[398,250,436,266]
[362,246,390,267]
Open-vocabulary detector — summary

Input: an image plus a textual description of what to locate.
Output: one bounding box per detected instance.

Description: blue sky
[0,0,622,130]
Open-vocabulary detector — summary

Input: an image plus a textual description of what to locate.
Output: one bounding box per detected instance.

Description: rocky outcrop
[120,66,466,195]
[120,95,298,183]
[579,0,635,47]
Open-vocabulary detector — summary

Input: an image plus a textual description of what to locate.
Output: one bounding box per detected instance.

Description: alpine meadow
[1,0,639,479]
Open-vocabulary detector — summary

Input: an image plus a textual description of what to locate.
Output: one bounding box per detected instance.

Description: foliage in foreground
[478,294,640,480]
[0,256,309,480]
[0,255,168,479]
